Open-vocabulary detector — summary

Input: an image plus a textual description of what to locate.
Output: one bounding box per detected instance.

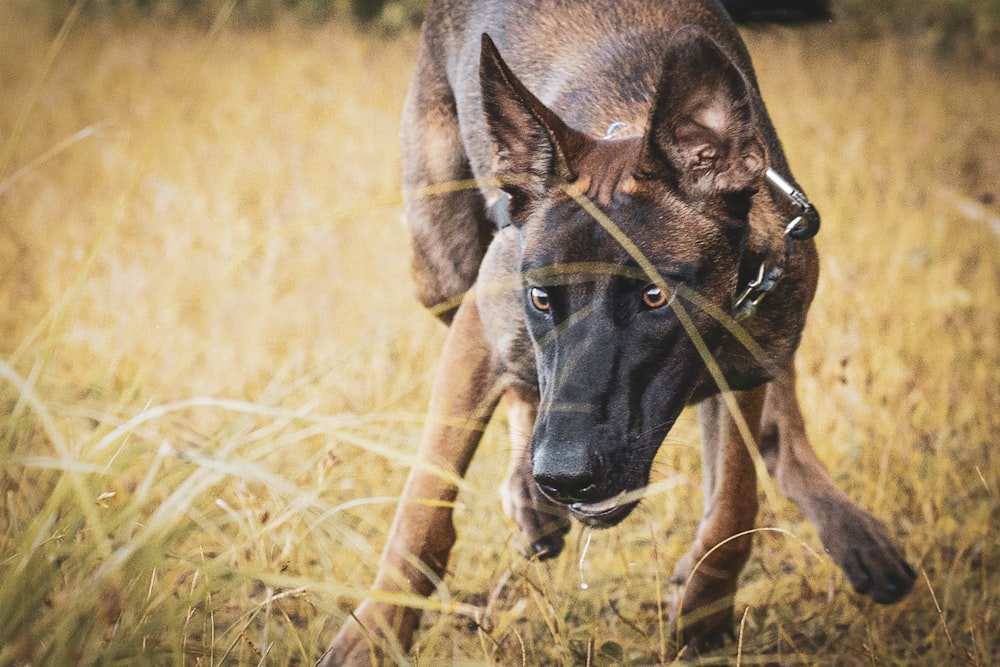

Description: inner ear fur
[640,25,766,207]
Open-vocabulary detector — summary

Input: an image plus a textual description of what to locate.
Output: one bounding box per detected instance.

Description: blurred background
[1,1,998,664]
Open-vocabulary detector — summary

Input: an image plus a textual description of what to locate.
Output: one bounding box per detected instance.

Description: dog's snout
[533,448,603,504]
[536,473,601,504]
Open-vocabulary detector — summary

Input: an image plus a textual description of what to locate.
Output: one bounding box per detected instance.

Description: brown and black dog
[323,0,915,663]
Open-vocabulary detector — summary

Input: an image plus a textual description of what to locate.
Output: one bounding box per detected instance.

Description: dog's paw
[501,474,571,560]
[320,614,380,667]
[822,504,915,604]
[528,524,570,559]
[669,566,737,657]
[668,535,751,655]
[320,600,418,667]
[515,503,572,560]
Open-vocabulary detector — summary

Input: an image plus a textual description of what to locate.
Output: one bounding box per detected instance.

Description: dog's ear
[640,26,765,213]
[479,34,589,217]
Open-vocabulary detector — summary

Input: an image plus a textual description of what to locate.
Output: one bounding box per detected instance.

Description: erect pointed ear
[479,34,589,215]
[640,26,766,210]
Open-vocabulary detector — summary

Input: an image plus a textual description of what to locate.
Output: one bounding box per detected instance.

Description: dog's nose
[532,428,605,504]
[535,470,602,505]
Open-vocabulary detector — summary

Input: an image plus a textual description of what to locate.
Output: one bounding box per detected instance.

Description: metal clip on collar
[734,169,822,321]
[765,168,821,240]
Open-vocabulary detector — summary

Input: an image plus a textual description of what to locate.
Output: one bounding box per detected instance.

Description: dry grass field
[1,2,998,665]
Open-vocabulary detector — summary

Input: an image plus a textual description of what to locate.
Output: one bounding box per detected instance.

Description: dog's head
[480,28,767,526]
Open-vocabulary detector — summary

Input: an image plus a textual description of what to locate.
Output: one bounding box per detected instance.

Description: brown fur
[321,1,913,664]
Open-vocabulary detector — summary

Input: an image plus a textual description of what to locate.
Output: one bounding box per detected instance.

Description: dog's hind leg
[672,386,766,654]
[500,386,571,560]
[401,36,494,323]
[759,366,916,604]
[321,297,503,667]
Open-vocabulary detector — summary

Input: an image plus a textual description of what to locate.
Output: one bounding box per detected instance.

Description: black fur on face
[480,26,767,524]
[519,193,745,525]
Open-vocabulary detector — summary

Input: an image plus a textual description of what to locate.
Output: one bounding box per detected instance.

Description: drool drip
[578,529,594,590]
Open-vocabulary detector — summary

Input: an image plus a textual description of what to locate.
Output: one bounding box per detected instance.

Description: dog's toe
[824,507,915,605]
[531,532,565,560]
[506,509,571,560]
[845,551,874,596]
[503,486,571,560]
[869,557,916,604]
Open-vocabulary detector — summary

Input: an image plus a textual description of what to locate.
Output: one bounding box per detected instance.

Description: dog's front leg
[500,387,571,560]
[321,298,503,667]
[759,366,915,604]
[672,386,765,654]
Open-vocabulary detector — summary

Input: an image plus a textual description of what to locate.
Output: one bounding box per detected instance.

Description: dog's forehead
[567,136,644,207]
[521,172,714,270]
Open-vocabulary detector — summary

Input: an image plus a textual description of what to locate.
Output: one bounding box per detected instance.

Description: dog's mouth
[567,490,641,528]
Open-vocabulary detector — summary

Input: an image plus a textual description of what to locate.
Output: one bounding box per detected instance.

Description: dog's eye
[529,286,551,312]
[642,284,670,309]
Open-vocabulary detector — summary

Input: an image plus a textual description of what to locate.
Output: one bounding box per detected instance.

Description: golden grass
[1,4,998,665]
